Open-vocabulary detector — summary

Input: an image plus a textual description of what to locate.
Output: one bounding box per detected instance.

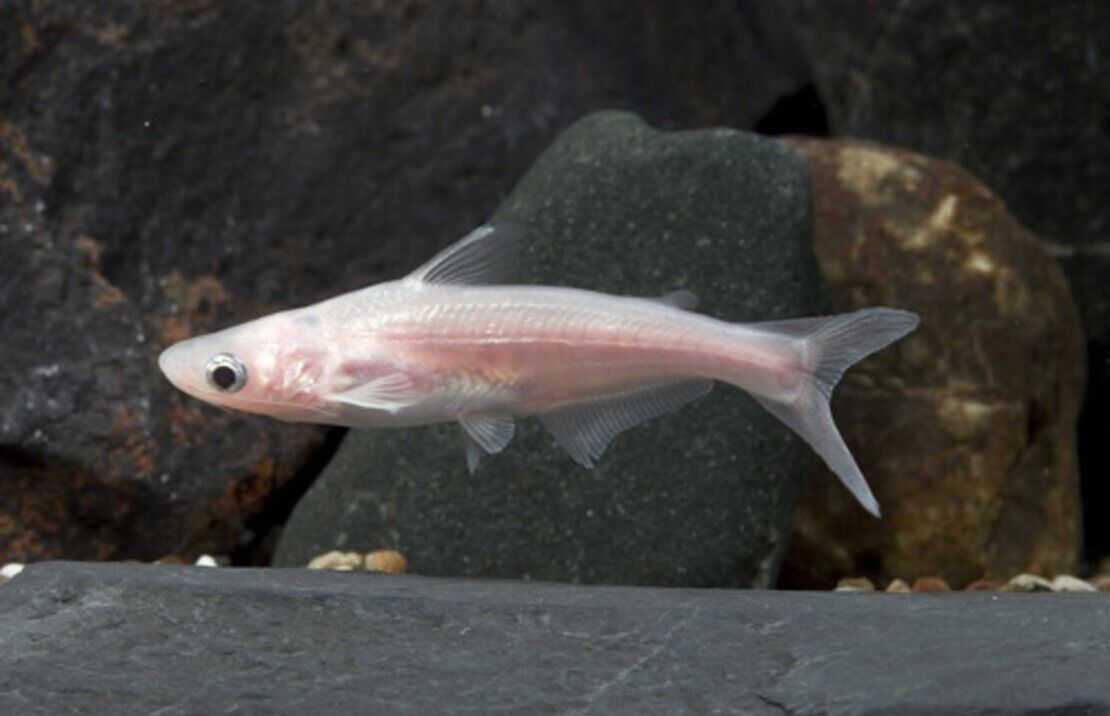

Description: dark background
[0,0,1105,573]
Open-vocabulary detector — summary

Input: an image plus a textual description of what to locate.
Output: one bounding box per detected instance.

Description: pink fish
[159,225,918,516]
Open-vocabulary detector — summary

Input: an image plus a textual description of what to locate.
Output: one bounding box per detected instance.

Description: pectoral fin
[334,373,418,413]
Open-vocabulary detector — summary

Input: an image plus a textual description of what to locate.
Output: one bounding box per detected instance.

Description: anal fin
[540,379,713,468]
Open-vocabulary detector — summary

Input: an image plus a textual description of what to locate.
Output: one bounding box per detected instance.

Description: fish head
[158,309,338,422]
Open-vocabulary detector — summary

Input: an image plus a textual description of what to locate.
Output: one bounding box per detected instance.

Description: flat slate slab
[1,563,1107,715]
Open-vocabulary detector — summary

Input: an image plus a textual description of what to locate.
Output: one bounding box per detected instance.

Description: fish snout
[158,343,193,393]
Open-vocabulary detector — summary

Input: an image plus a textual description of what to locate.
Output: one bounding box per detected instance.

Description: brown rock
[790,2,1110,566]
[834,577,875,592]
[1091,575,1110,593]
[884,579,911,593]
[365,550,408,575]
[779,138,1084,590]
[912,577,951,593]
[963,580,1002,592]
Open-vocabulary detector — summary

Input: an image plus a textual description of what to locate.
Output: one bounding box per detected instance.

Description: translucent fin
[654,289,698,310]
[806,308,920,399]
[748,307,919,517]
[755,308,920,399]
[462,432,483,474]
[334,373,417,413]
[406,224,518,285]
[540,379,713,468]
[754,393,881,517]
[458,414,515,465]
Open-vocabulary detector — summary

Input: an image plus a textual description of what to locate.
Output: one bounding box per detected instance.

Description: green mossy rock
[274,111,820,586]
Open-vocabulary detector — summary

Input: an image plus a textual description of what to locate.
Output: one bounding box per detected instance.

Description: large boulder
[0,1,803,563]
[780,138,1085,588]
[274,111,818,587]
[788,0,1110,560]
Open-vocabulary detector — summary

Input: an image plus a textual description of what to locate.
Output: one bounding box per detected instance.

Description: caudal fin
[750,308,920,517]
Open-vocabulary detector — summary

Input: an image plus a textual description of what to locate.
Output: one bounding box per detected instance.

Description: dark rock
[2,562,1110,714]
[789,1,1107,247]
[780,138,1084,589]
[274,111,817,587]
[788,0,1110,562]
[0,228,327,563]
[0,1,802,562]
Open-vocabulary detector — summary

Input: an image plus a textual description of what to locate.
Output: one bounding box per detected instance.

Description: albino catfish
[159,225,919,516]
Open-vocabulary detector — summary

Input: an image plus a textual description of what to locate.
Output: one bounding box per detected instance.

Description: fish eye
[205,353,248,393]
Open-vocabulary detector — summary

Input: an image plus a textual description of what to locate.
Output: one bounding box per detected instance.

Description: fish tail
[744,308,920,517]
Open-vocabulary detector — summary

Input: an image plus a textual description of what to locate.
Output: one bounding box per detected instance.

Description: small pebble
[963,579,1002,592]
[885,578,911,593]
[365,550,408,574]
[1,563,24,580]
[1090,575,1110,593]
[912,576,951,593]
[1001,573,1053,592]
[155,555,186,565]
[307,551,364,570]
[834,577,874,592]
[194,555,218,568]
[1052,575,1096,593]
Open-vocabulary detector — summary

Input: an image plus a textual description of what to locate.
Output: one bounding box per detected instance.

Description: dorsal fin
[406,223,519,286]
[654,289,698,310]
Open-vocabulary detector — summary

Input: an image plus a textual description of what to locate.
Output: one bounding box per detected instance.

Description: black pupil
[212,365,238,390]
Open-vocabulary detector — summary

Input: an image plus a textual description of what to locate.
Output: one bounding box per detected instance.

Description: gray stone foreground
[0,563,1107,715]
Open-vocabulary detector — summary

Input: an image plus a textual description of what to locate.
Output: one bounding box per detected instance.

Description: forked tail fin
[749,308,920,517]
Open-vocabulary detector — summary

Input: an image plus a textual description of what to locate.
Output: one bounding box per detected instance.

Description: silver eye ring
[205,353,248,393]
